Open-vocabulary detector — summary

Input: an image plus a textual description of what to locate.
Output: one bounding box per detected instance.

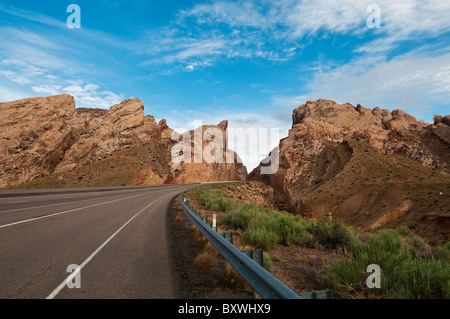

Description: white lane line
[0,194,143,229]
[0,195,116,214]
[0,187,178,214]
[0,188,176,229]
[8,201,29,204]
[45,191,177,299]
[0,188,186,229]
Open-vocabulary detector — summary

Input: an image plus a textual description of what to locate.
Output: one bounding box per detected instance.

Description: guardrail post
[241,249,264,299]
[298,289,333,299]
[219,232,233,245]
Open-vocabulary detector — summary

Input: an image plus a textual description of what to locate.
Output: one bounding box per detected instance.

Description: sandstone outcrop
[288,100,450,174]
[249,99,449,243]
[0,94,246,188]
[170,120,247,183]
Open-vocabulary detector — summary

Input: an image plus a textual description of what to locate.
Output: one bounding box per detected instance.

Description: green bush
[269,213,312,246]
[237,210,313,249]
[321,229,450,299]
[390,258,450,299]
[198,188,234,212]
[436,242,450,261]
[243,225,279,250]
[220,204,254,230]
[307,220,356,251]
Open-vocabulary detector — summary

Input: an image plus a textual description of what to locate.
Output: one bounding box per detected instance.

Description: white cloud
[0,24,125,109]
[0,3,66,29]
[31,85,62,96]
[181,0,450,38]
[60,83,124,109]
[172,0,450,62]
[0,62,125,109]
[0,84,33,102]
[304,48,450,120]
[177,0,270,29]
[139,30,232,69]
[29,82,124,109]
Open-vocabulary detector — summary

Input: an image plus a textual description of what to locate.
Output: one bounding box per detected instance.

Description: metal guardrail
[179,190,303,299]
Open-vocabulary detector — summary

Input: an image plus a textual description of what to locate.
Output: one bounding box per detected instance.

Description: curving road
[0,185,194,299]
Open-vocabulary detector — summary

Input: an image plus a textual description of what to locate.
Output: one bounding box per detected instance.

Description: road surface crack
[9,264,55,298]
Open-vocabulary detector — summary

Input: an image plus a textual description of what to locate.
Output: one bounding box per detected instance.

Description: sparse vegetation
[195,185,450,299]
[199,187,354,251]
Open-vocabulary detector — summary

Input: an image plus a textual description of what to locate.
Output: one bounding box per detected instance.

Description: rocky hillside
[0,94,246,189]
[249,100,450,244]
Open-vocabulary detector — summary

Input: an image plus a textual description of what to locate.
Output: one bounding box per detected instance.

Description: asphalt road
[0,185,194,299]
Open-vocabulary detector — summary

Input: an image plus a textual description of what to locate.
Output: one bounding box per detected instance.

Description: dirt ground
[267,245,341,294]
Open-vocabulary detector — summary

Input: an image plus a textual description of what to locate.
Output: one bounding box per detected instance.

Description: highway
[0,185,194,299]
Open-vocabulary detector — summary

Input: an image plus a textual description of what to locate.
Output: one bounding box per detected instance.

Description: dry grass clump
[175,213,183,222]
[194,251,218,268]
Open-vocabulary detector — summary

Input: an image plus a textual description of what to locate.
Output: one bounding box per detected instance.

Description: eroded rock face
[290,100,450,173]
[0,94,246,188]
[250,99,450,213]
[170,121,247,184]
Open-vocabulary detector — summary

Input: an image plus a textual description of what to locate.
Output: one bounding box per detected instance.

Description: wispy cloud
[179,0,450,39]
[0,7,126,108]
[0,3,66,28]
[167,0,450,66]
[304,47,450,120]
[1,55,124,109]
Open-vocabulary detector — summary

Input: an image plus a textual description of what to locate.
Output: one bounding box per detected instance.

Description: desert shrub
[220,204,257,230]
[269,214,312,246]
[390,258,450,299]
[408,236,433,258]
[198,188,233,212]
[348,229,407,264]
[429,241,450,261]
[321,229,450,299]
[307,220,355,251]
[241,211,312,249]
[243,223,279,250]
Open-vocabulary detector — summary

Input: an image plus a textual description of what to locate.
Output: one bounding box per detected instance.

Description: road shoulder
[166,197,252,299]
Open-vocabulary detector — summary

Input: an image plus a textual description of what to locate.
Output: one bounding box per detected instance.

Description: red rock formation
[250,99,450,214]
[0,94,246,188]
[170,120,247,183]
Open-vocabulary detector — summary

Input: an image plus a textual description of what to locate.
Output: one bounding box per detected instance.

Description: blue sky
[1,0,449,170]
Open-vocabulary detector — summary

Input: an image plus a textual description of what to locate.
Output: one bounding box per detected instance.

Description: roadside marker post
[213,214,217,232]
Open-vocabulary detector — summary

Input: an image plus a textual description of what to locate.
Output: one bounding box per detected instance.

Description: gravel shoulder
[167,197,252,299]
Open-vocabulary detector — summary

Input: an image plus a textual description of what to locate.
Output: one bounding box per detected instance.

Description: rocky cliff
[0,94,246,188]
[249,99,450,243]
[170,120,247,183]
